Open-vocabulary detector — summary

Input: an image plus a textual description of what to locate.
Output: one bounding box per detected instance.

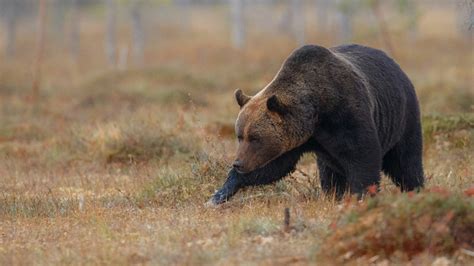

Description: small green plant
[237,217,280,236]
[423,114,474,138]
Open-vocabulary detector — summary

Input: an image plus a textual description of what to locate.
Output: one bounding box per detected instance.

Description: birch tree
[176,0,191,31]
[396,0,419,40]
[52,0,66,40]
[230,0,245,49]
[70,0,80,61]
[291,0,305,46]
[316,0,330,33]
[337,0,355,43]
[130,0,144,66]
[32,0,47,102]
[457,0,474,39]
[105,0,117,66]
[2,1,18,58]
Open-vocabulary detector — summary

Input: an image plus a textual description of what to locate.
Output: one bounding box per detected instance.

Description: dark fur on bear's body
[210,44,424,205]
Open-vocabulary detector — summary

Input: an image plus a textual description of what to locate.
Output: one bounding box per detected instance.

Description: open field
[1,2,473,265]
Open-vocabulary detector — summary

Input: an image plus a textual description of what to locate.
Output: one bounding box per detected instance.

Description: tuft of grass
[0,194,79,218]
[423,113,474,137]
[75,67,214,108]
[422,113,474,151]
[236,217,280,237]
[80,120,191,164]
[134,166,200,207]
[191,151,230,185]
[319,191,474,262]
[135,151,229,207]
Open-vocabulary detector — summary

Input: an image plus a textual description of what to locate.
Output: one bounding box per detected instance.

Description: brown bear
[208,44,424,205]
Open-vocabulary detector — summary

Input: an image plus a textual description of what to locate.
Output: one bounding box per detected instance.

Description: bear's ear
[235,89,251,108]
[267,95,288,115]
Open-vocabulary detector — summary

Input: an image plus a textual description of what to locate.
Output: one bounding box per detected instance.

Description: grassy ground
[1,4,473,265]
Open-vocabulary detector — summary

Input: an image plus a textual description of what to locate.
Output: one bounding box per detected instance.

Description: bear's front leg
[207,143,310,206]
[346,163,381,197]
[342,136,382,197]
[207,169,243,206]
[316,116,382,197]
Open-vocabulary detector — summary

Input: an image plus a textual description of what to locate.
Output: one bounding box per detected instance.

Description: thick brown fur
[210,44,424,205]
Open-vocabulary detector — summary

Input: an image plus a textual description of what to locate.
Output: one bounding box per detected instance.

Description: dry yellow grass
[0,3,473,265]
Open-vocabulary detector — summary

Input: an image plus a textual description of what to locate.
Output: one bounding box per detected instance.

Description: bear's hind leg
[382,137,424,192]
[318,158,348,200]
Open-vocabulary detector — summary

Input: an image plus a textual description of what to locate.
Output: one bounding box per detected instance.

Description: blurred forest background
[0,0,472,83]
[1,0,473,265]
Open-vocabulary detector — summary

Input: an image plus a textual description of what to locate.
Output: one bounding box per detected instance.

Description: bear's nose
[233,160,243,171]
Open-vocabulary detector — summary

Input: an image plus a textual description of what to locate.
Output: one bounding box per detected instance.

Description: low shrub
[319,190,474,262]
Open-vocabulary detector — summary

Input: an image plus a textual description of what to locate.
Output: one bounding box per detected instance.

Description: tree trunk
[3,1,18,58]
[291,0,305,46]
[32,0,47,102]
[230,0,245,49]
[456,0,474,40]
[316,0,330,33]
[130,0,144,66]
[52,0,66,40]
[105,0,117,67]
[371,0,395,57]
[339,13,351,43]
[337,0,353,44]
[70,0,80,62]
[176,0,191,31]
[406,1,418,41]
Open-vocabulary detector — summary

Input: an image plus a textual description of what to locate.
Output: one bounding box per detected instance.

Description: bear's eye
[237,135,243,142]
[248,135,259,143]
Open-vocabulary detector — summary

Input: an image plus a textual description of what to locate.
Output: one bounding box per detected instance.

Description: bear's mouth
[234,153,284,175]
[234,168,249,174]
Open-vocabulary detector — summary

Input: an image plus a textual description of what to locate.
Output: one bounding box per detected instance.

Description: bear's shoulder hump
[286,45,332,65]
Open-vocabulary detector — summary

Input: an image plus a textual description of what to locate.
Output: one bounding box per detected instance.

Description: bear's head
[232,89,301,174]
[230,45,350,174]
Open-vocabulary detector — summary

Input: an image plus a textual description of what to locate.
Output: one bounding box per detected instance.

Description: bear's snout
[232,160,247,173]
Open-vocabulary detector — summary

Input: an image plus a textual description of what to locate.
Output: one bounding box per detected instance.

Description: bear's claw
[206,169,243,206]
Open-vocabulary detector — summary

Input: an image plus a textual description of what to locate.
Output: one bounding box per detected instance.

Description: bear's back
[331,44,419,152]
[330,44,414,98]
